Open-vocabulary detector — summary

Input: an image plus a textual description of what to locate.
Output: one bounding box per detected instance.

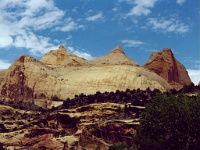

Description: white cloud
[195,61,200,69]
[177,0,186,5]
[187,69,200,85]
[145,49,159,52]
[148,17,189,33]
[0,0,83,56]
[17,10,65,30]
[73,51,95,60]
[14,33,58,55]
[126,0,158,16]
[0,59,11,69]
[120,40,145,47]
[0,36,13,47]
[68,46,95,60]
[55,18,84,32]
[86,12,104,21]
[118,0,134,4]
[112,7,118,12]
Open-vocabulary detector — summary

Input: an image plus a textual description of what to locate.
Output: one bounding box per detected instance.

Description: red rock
[143,48,192,87]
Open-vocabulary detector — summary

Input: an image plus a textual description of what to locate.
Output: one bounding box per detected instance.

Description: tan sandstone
[0,46,172,101]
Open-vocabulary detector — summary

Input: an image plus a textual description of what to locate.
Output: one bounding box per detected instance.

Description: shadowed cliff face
[0,56,39,101]
[143,48,191,87]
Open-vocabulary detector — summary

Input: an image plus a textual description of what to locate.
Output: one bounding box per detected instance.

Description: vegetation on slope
[0,100,44,112]
[135,93,200,150]
[0,83,199,149]
[60,83,198,109]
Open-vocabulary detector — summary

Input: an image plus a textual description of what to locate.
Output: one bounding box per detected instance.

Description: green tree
[136,93,200,150]
[109,142,135,150]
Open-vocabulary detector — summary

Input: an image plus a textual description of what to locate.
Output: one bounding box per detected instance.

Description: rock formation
[0,46,194,149]
[0,55,49,101]
[0,70,6,84]
[143,48,191,88]
[0,102,143,149]
[88,45,139,66]
[0,46,172,102]
[41,45,86,67]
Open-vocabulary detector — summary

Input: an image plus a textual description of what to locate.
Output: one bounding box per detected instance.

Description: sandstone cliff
[143,48,192,88]
[0,70,6,84]
[0,55,52,101]
[0,46,172,101]
[41,45,86,67]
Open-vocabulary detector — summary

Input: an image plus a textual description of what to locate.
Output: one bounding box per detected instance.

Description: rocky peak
[89,45,139,66]
[59,45,65,49]
[40,46,86,67]
[0,46,175,103]
[57,45,68,52]
[160,48,174,58]
[143,48,191,88]
[110,45,125,54]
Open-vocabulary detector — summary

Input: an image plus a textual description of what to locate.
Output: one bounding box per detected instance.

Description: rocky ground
[0,102,144,150]
[0,83,199,149]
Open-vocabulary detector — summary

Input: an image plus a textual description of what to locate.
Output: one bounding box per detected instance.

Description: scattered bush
[0,101,44,112]
[108,142,136,150]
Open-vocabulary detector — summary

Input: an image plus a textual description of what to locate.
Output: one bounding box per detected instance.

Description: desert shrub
[0,100,44,112]
[61,88,161,110]
[95,145,101,150]
[108,142,136,150]
[0,142,3,150]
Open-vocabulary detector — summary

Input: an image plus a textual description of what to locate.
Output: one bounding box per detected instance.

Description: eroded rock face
[143,48,191,87]
[0,70,6,84]
[41,45,86,67]
[0,102,140,150]
[88,45,139,66]
[0,56,40,101]
[0,46,173,102]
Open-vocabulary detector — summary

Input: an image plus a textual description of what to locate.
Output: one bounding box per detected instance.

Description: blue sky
[0,0,199,84]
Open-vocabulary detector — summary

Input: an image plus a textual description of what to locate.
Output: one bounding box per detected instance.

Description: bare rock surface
[0,46,192,102]
[88,45,139,66]
[0,102,141,149]
[143,48,191,88]
[41,45,86,67]
[0,51,172,101]
[0,70,6,84]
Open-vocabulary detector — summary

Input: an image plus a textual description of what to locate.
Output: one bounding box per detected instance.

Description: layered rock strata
[0,46,172,101]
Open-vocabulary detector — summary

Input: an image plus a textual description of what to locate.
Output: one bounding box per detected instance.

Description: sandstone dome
[0,46,173,101]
